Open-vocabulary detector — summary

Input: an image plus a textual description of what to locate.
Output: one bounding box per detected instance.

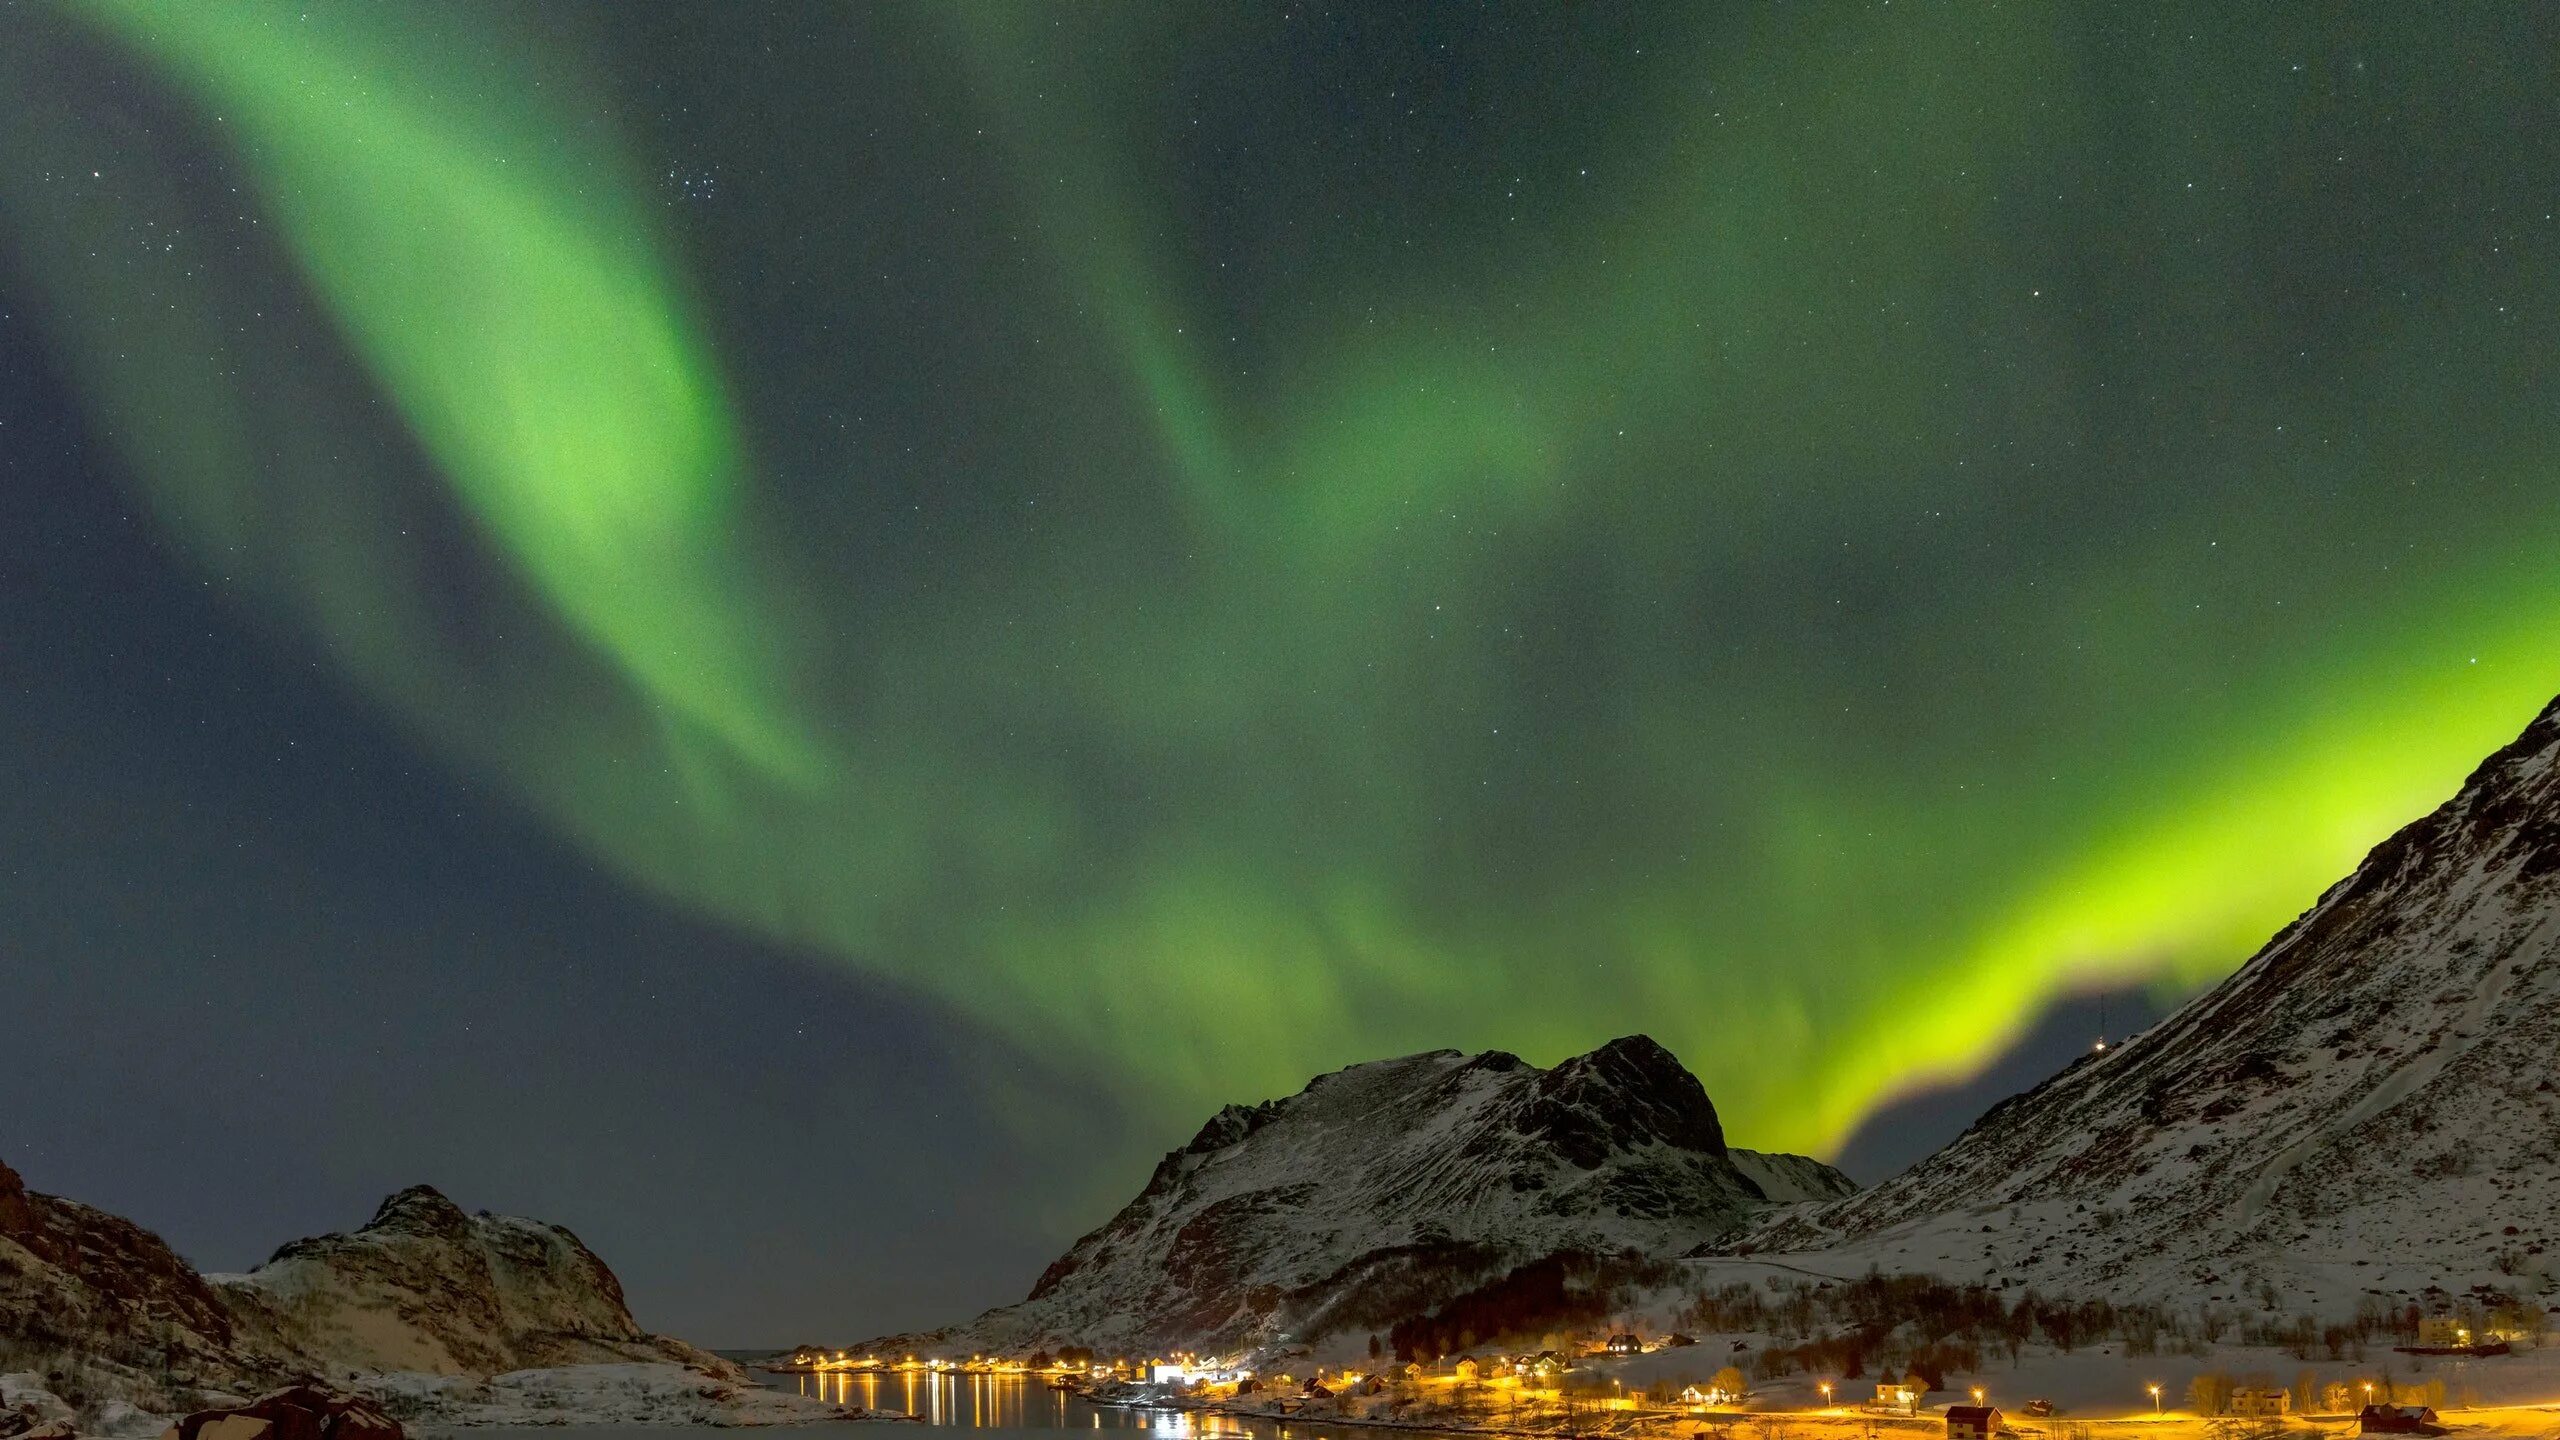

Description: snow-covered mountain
[906,1035,1854,1354]
[1750,693,2560,1317]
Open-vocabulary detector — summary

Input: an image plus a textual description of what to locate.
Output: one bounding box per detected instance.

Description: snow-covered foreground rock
[370,1363,892,1430]
[1748,692,2560,1317]
[881,1035,1854,1355]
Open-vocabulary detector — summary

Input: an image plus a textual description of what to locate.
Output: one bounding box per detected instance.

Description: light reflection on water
[788,1373,1293,1436]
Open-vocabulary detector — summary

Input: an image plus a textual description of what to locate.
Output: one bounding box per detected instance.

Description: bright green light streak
[16,0,2560,1182]
[1761,616,2560,1153]
[69,0,819,786]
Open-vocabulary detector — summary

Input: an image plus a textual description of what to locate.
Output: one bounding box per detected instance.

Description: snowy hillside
[215,1184,732,1378]
[900,1035,1854,1354]
[1750,693,2560,1317]
[0,1166,854,1430]
[1728,1149,1862,1206]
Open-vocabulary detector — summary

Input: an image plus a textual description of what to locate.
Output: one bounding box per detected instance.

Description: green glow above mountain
[9,0,2558,1160]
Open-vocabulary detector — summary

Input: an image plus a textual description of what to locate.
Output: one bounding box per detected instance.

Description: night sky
[6,1,2559,1345]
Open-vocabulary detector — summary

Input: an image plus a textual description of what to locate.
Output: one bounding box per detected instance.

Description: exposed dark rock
[161,1386,401,1440]
[0,1158,240,1370]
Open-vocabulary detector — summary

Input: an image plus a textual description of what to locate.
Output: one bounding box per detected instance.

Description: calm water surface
[440,1375,1446,1440]
[788,1372,1392,1438]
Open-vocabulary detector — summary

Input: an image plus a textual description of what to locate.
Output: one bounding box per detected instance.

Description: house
[2231,1389,2290,1418]
[2359,1406,2443,1436]
[1680,1384,1740,1408]
[2417,1316,2472,1348]
[1531,1352,1567,1377]
[1302,1381,1334,1399]
[1876,1382,1922,1413]
[1945,1405,2001,1440]
[1664,1333,1699,1348]
[1607,1334,1643,1356]
[1453,1357,1481,1382]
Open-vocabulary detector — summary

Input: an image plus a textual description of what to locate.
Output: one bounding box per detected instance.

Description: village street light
[1821,1382,1834,1409]
[2147,1385,2161,1416]
[1972,1389,1985,1406]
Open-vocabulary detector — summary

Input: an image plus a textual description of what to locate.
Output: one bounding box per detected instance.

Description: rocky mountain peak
[1528,1034,1726,1165]
[908,1036,1850,1354]
[1182,1101,1285,1157]
[362,1184,475,1242]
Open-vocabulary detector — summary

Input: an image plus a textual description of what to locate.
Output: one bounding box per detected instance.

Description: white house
[2417,1317,2472,1348]
[2231,1389,2290,1418]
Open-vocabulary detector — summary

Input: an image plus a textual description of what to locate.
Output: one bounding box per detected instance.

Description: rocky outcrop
[0,1158,253,1402]
[895,1035,1854,1354]
[1746,693,2560,1316]
[161,1385,401,1440]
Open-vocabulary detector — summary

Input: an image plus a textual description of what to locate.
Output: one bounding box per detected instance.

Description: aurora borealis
[9,1,2560,1333]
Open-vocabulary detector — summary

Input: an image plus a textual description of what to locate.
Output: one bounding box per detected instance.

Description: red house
[1946,1405,2002,1440]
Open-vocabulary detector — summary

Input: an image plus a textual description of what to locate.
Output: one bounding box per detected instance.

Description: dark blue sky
[9,0,2553,1349]
[0,324,2117,1336]
[1,308,1093,1341]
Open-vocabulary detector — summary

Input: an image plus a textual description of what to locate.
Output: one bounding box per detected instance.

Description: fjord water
[451,1373,1412,1440]
[795,1369,1265,1431]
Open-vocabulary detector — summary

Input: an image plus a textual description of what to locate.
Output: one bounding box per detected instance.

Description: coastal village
[772,1307,2559,1440]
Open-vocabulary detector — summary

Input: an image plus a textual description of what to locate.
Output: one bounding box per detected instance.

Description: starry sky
[5,1,2559,1344]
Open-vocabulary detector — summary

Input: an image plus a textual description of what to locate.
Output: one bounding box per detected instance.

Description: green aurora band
[7,1,2559,1168]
